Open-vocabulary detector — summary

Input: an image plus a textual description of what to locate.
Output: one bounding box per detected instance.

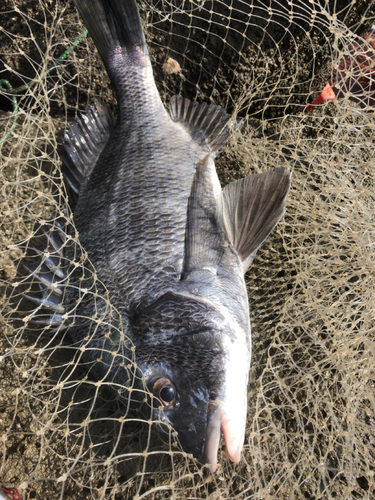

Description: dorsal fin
[169,95,241,154]
[59,100,114,207]
[219,167,291,272]
[15,221,68,328]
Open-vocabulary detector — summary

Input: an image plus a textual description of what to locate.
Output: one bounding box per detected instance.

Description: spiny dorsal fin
[16,221,68,328]
[169,95,241,154]
[219,167,291,272]
[59,101,114,206]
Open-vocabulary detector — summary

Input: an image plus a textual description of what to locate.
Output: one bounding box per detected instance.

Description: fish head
[143,358,212,461]
[135,292,250,472]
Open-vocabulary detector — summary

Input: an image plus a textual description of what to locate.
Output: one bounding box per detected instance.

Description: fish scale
[105,140,201,305]
[19,0,291,472]
[74,53,205,306]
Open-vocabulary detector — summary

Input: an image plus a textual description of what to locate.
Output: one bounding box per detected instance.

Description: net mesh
[1,0,375,498]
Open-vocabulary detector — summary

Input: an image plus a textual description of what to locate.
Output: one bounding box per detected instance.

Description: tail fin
[73,0,148,70]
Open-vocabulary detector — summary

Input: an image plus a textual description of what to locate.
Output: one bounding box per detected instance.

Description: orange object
[305,82,336,111]
[306,25,375,111]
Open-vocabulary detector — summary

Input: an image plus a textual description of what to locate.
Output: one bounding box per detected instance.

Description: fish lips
[202,398,245,472]
[162,394,245,473]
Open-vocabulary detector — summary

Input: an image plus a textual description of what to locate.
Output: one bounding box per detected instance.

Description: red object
[306,82,336,110]
[0,488,21,500]
[306,25,375,111]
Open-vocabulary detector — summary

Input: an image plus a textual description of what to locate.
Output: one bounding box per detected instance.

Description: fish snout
[202,399,246,472]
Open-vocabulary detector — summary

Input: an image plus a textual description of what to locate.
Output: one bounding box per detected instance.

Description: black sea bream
[24,0,290,471]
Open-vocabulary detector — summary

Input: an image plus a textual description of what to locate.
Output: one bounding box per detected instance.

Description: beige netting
[1,0,375,498]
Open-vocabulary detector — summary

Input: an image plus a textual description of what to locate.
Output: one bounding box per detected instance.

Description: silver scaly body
[19,0,290,471]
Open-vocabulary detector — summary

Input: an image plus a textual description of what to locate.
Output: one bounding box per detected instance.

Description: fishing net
[1,0,374,498]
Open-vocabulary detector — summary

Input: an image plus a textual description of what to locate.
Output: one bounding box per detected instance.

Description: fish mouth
[202,400,244,472]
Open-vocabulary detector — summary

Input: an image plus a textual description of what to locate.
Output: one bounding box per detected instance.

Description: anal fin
[169,95,241,155]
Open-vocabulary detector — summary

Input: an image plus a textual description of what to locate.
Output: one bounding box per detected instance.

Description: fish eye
[152,377,177,408]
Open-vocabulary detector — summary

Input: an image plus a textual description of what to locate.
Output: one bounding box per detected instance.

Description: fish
[19,0,290,472]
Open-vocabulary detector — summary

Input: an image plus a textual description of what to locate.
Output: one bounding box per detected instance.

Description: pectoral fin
[182,155,226,278]
[219,167,291,272]
[183,160,290,277]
